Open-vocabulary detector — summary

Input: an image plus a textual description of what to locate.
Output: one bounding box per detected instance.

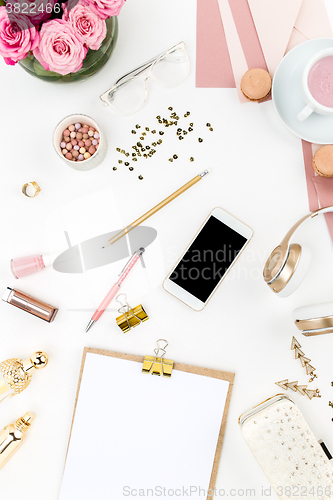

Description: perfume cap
[22,352,49,373]
[1,352,49,394]
[15,412,35,432]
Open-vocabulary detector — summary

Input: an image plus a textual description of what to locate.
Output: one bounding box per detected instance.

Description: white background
[1,0,333,498]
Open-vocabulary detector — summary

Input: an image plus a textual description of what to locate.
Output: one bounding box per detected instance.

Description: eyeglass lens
[152,47,189,86]
[110,78,147,115]
[109,46,189,115]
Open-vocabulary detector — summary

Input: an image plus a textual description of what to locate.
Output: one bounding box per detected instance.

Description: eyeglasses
[99,41,189,115]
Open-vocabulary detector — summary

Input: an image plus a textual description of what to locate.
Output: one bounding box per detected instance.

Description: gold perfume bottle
[0,351,48,403]
[0,412,35,470]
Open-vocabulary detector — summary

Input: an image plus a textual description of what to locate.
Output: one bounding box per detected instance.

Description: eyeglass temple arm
[99,42,185,101]
[115,41,185,84]
[115,57,158,83]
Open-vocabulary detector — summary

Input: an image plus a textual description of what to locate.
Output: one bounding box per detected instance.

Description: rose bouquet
[0,0,124,79]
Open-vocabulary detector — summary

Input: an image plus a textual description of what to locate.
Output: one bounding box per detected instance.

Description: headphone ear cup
[293,302,333,336]
[277,246,312,298]
[293,302,333,322]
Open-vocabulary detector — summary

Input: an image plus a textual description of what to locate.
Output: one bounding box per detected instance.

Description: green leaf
[33,59,61,78]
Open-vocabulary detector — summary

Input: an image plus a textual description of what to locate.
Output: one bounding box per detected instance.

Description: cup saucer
[272,38,333,144]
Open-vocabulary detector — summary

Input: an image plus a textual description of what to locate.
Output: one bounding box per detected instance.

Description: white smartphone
[163,207,253,311]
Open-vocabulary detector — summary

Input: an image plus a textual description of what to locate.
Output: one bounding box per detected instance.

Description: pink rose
[83,0,125,20]
[5,0,58,26]
[33,19,88,75]
[62,0,106,50]
[0,6,39,65]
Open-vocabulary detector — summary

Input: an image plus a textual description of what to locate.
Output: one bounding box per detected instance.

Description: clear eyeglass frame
[99,41,189,115]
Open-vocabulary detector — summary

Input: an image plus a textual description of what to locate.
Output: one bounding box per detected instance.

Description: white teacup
[298,47,333,122]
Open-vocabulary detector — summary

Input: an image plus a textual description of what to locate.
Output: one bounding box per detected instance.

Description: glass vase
[18,16,118,83]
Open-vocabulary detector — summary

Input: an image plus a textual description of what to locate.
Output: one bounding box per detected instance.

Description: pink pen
[85,247,144,332]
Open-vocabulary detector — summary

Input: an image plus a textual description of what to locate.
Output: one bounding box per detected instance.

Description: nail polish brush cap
[11,253,58,279]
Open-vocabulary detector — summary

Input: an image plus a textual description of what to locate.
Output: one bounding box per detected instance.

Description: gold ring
[21,182,41,198]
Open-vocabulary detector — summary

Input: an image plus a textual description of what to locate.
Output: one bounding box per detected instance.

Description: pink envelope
[287,0,333,52]
[247,0,303,75]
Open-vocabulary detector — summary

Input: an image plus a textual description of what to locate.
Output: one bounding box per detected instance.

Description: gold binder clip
[142,339,173,378]
[115,294,149,333]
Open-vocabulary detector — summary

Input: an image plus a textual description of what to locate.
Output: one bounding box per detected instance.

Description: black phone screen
[169,215,248,303]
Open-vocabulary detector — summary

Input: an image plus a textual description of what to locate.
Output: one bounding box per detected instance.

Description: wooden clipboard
[62,347,235,500]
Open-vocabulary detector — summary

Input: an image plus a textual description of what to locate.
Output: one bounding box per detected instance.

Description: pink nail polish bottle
[10,255,55,279]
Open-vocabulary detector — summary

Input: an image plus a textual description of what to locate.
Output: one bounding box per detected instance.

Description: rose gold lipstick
[3,287,58,322]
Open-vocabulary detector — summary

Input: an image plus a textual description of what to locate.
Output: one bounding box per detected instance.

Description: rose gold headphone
[264,206,333,337]
[263,206,333,298]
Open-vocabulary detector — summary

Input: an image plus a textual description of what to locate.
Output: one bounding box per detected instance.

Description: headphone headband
[263,206,333,285]
[280,206,333,252]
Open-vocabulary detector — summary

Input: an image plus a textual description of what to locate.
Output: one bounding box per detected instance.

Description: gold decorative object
[294,346,305,359]
[21,181,41,198]
[300,356,311,367]
[275,379,321,400]
[291,336,317,381]
[0,412,34,470]
[0,351,48,403]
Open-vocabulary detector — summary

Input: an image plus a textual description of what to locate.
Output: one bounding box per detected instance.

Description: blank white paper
[59,352,230,500]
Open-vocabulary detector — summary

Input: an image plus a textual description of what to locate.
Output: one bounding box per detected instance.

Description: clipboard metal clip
[115,294,149,333]
[142,339,173,378]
